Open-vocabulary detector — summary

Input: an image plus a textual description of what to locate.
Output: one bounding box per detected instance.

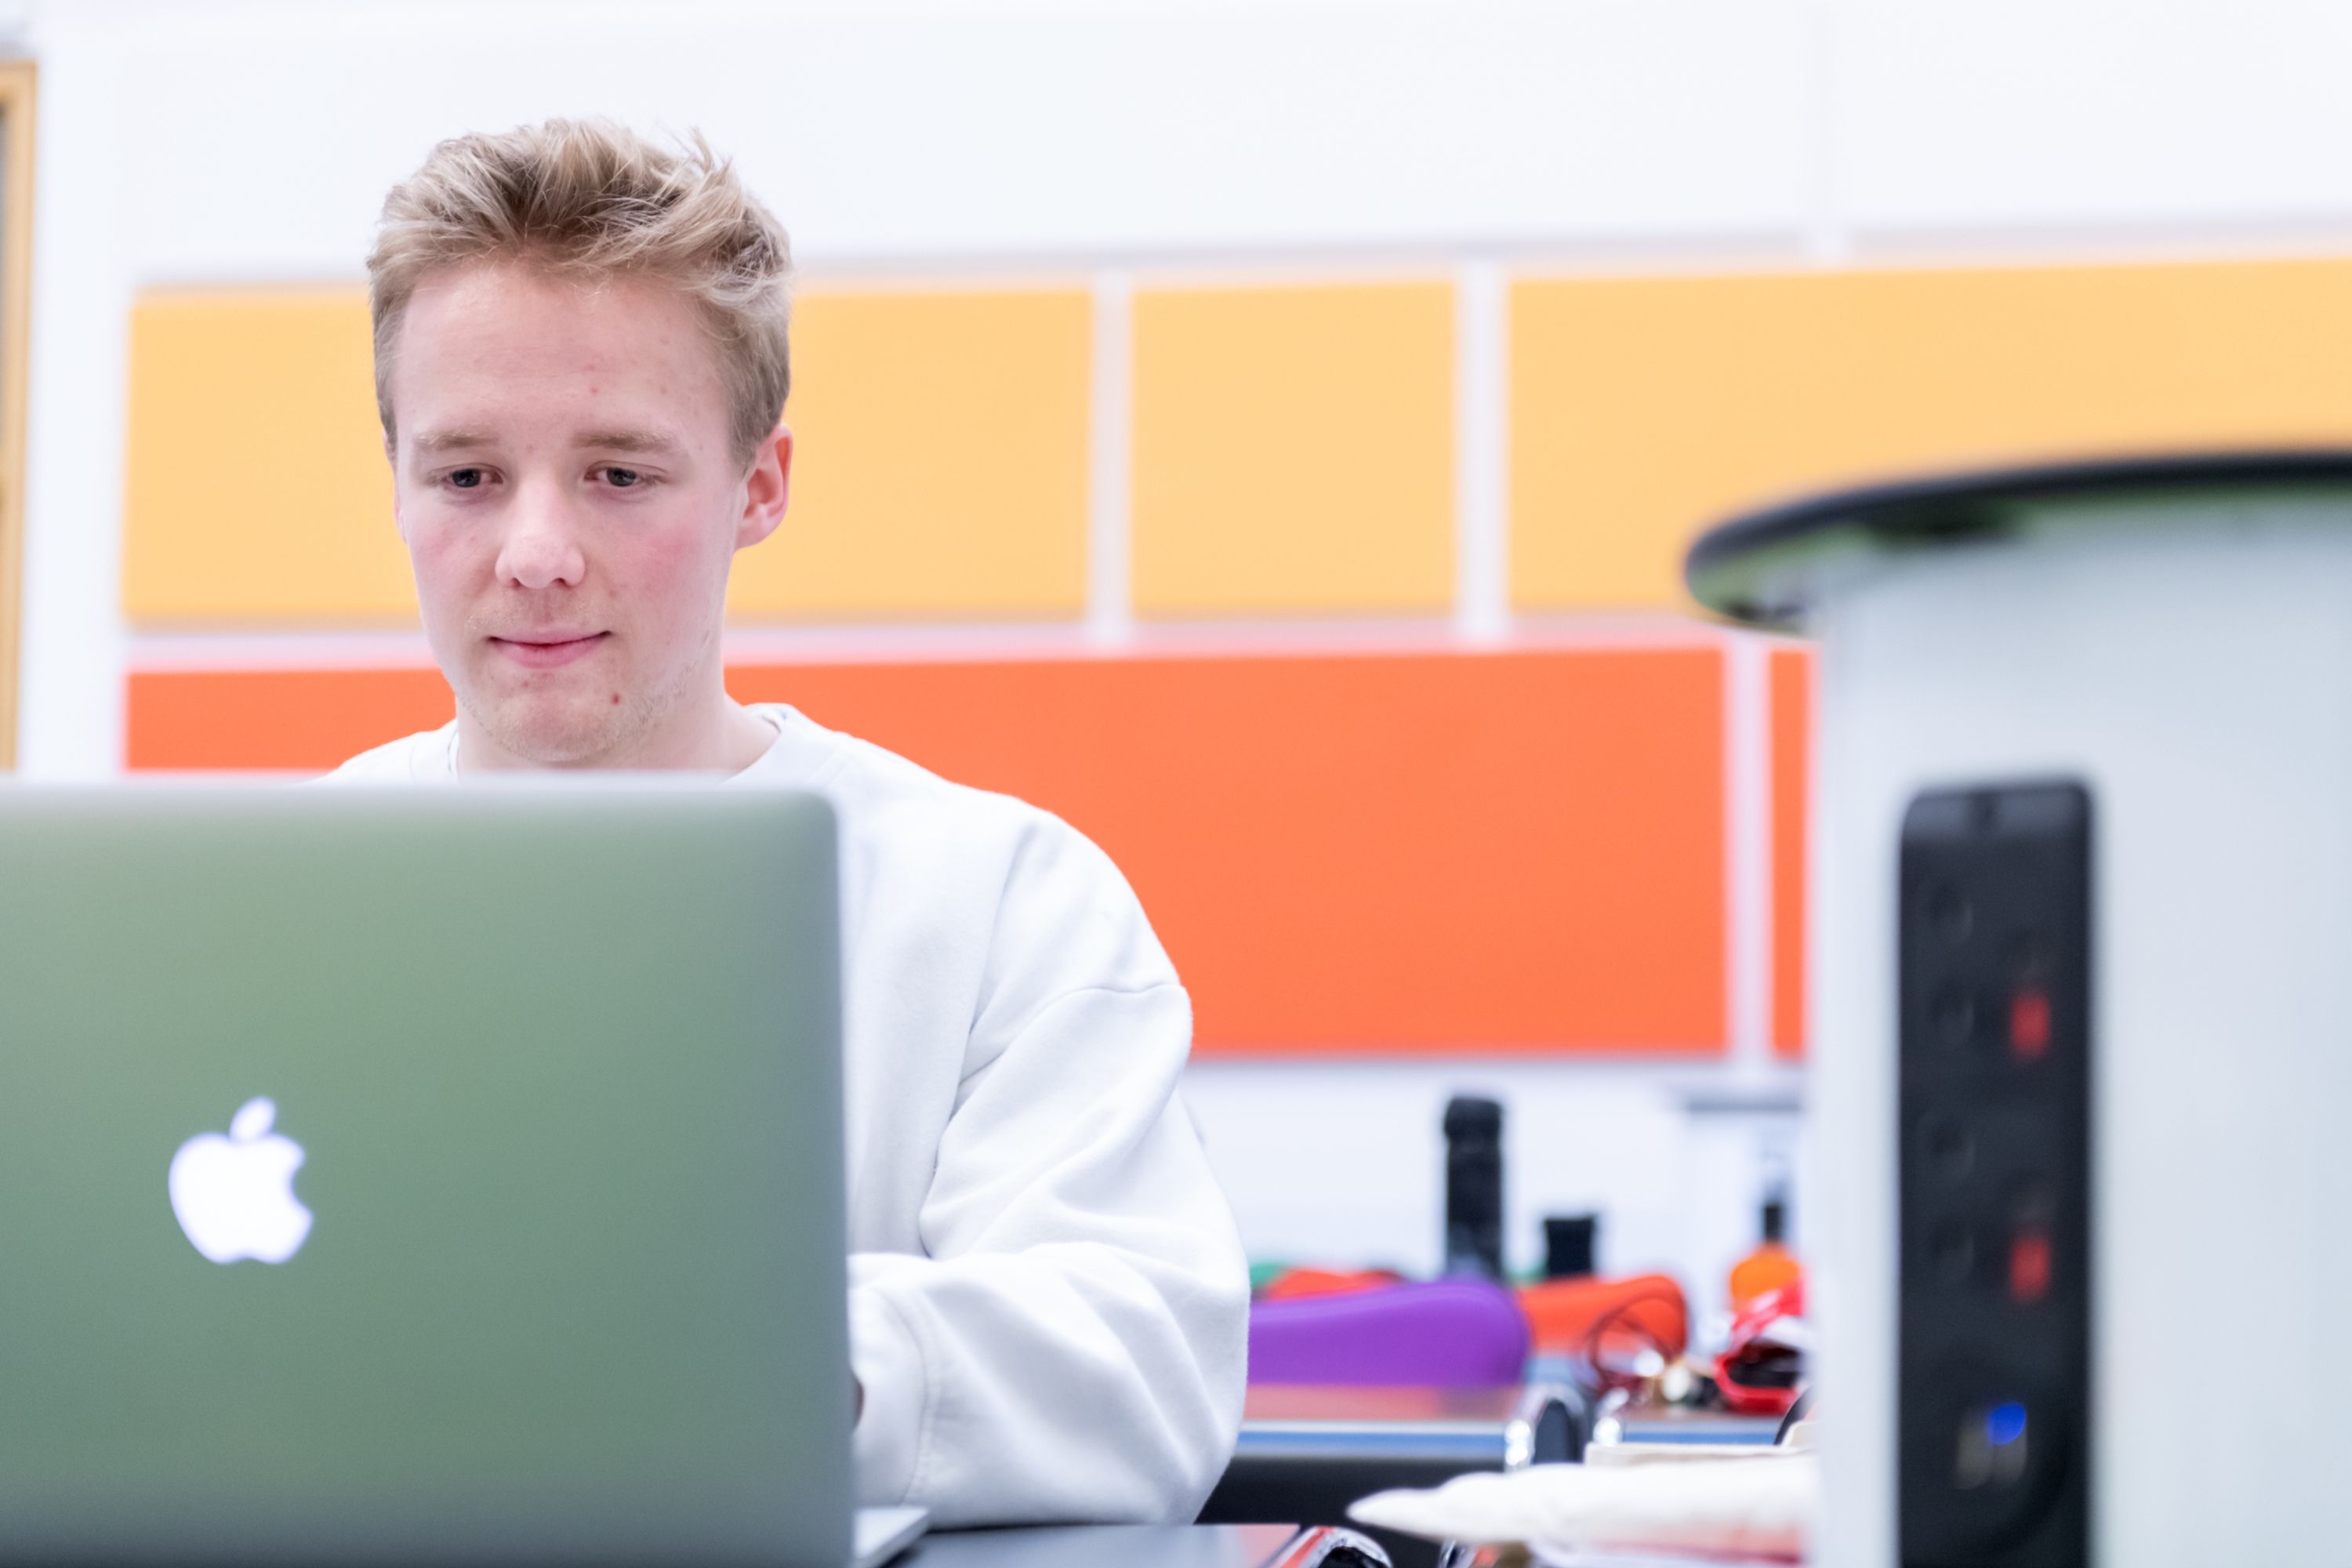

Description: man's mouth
[488,632,609,670]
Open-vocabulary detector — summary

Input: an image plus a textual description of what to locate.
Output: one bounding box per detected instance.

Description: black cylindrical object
[1543,1214,1597,1279]
[1442,1095,1504,1281]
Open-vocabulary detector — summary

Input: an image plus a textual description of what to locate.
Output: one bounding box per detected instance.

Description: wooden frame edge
[0,60,30,770]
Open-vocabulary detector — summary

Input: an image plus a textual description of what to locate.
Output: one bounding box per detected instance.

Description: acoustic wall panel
[121,285,1094,626]
[1131,281,1456,616]
[122,289,412,622]
[127,666,452,771]
[739,648,1731,1053]
[1510,256,2352,609]
[127,648,1728,1054]
[728,287,1092,619]
[743,652,1729,1052]
[738,652,1726,1053]
[1770,644,1812,1058]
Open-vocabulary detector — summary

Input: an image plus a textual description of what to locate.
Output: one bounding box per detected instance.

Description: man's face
[387,260,786,767]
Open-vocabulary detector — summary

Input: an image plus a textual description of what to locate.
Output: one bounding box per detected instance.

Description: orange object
[1730,1200,1803,1311]
[1516,1272,1689,1359]
[130,648,1728,1055]
[1258,1268,1403,1303]
[1730,1245,1803,1312]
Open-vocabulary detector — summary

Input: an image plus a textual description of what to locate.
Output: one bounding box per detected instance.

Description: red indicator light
[2009,989,2051,1060]
[2009,1230,2052,1304]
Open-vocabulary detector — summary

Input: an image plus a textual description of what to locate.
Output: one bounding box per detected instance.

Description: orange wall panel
[122,284,1091,626]
[733,651,1726,1052]
[731,286,1092,619]
[1769,645,1813,1058]
[127,668,452,771]
[1512,256,2352,610]
[1130,281,1457,615]
[125,650,1727,1054]
[122,289,412,623]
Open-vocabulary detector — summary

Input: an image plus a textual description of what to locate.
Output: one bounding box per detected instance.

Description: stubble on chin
[456,621,722,769]
[457,657,655,768]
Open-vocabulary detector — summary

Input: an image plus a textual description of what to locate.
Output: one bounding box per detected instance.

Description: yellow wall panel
[731,287,1090,619]
[123,288,412,622]
[1512,257,2352,609]
[1131,281,1454,616]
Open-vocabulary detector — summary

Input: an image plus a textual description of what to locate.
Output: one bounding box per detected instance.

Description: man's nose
[494,486,588,590]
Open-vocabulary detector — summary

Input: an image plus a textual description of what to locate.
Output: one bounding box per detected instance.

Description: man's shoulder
[756,706,1105,867]
[754,706,1023,818]
[315,724,456,786]
[756,708,1176,997]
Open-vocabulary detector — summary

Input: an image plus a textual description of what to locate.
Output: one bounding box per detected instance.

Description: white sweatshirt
[323,704,1250,1526]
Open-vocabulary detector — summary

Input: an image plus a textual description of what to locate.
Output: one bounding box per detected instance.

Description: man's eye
[448,468,485,490]
[603,466,644,488]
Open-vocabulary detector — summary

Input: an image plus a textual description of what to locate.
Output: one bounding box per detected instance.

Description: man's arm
[847,826,1247,1527]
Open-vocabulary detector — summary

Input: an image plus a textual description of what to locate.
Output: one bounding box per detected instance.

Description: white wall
[15,0,2352,1315]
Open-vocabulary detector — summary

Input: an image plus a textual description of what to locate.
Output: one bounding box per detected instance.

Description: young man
[327,121,1247,1527]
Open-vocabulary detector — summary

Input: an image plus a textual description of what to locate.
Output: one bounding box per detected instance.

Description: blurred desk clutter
[1249,1279,1531,1388]
[1710,1284,1808,1419]
[1351,1450,1812,1566]
[1202,1385,1581,1568]
[1727,1200,1802,1312]
[1349,1394,1806,1568]
[906,1523,1376,1567]
[1225,1090,1808,1568]
[1586,1402,1785,1450]
[1247,1268,1691,1381]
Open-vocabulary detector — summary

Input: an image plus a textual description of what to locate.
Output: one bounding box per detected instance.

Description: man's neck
[456,695,777,775]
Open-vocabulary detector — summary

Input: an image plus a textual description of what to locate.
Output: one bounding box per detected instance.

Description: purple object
[1247,1278,1531,1387]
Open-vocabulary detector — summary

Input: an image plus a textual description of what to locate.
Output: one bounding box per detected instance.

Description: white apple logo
[168,1097,314,1265]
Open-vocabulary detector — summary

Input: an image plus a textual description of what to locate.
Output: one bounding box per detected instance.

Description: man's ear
[735,423,791,552]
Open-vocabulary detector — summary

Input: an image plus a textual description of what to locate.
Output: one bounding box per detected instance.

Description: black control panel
[1899,783,2092,1568]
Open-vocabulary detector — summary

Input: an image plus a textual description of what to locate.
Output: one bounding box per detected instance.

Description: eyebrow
[573,429,684,457]
[410,428,497,455]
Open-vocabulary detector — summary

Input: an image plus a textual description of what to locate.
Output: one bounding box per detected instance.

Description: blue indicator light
[1985,1402,2028,1448]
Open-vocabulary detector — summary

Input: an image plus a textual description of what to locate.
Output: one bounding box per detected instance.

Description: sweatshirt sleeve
[845,816,1250,1528]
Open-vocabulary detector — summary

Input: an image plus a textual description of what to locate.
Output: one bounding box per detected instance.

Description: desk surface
[906,1523,1306,1567]
[1225,1383,1579,1468]
[1599,1404,1781,1446]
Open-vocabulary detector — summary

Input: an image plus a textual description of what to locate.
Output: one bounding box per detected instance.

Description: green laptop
[0,786,852,1566]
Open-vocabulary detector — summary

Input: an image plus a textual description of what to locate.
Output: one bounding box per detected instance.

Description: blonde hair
[368,118,793,466]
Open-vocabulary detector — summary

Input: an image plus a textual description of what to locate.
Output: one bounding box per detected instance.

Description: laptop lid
[0,786,851,1566]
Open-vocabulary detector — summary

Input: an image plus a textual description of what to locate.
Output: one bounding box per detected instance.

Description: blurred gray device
[0,786,860,1566]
